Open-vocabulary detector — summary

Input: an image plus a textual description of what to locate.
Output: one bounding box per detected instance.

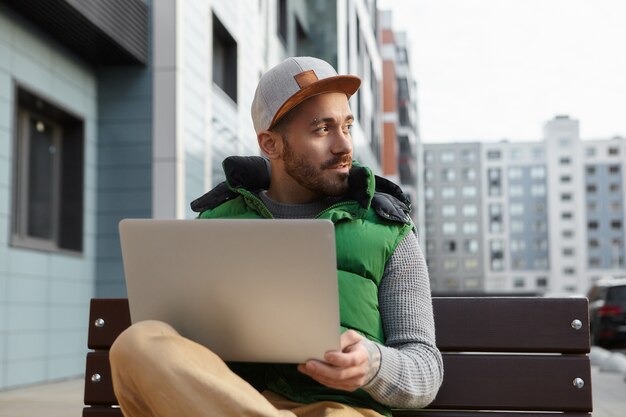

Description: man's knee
[110,320,177,368]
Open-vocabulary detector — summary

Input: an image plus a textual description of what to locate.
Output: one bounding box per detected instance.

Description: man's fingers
[297,362,367,391]
[339,330,363,350]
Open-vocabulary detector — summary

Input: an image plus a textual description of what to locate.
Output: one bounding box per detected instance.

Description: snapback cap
[251,56,361,133]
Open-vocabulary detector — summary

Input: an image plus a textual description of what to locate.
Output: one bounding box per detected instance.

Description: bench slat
[84,351,592,412]
[431,354,592,412]
[87,298,590,354]
[88,299,131,350]
[84,352,116,406]
[433,297,590,353]
[82,407,123,417]
[393,412,591,417]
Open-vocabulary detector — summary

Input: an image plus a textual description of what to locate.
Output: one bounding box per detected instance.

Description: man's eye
[343,124,353,133]
[316,126,329,133]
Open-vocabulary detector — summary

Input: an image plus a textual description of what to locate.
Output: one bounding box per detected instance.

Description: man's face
[276,92,354,201]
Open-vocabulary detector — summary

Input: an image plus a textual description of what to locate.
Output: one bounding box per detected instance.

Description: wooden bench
[83,297,593,417]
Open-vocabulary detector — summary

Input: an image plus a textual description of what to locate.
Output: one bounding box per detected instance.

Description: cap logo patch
[294,70,319,89]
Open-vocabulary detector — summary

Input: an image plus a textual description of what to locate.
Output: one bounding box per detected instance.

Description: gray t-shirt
[259,191,443,408]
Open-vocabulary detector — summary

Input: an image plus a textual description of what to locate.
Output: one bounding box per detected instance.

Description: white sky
[378,0,626,143]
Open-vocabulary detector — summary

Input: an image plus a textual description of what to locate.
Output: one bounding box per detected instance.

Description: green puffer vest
[191,156,414,417]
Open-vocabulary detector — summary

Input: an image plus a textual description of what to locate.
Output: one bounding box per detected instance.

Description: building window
[612,220,623,230]
[443,240,457,253]
[489,203,502,232]
[531,184,546,196]
[589,257,601,267]
[609,165,621,174]
[462,186,477,198]
[463,203,478,217]
[559,157,571,165]
[464,258,478,271]
[510,220,524,233]
[534,239,548,251]
[425,187,434,200]
[508,167,522,180]
[586,184,597,193]
[460,149,477,162]
[510,240,526,251]
[487,168,501,196]
[442,168,456,181]
[530,166,545,179]
[561,193,572,201]
[586,166,596,175]
[462,167,477,181]
[442,204,457,217]
[441,187,456,199]
[425,168,434,181]
[443,258,458,271]
[464,239,479,253]
[462,222,478,234]
[559,137,571,147]
[424,151,434,163]
[490,239,504,271]
[510,203,524,216]
[563,248,575,256]
[562,230,574,238]
[12,87,84,253]
[560,175,571,183]
[588,239,599,248]
[509,185,523,197]
[534,221,547,232]
[610,183,620,193]
[536,277,548,288]
[440,150,455,163]
[512,258,526,269]
[563,267,576,275]
[585,147,596,157]
[608,147,620,156]
[588,220,599,230]
[486,149,501,160]
[561,212,573,220]
[442,222,457,235]
[513,277,525,288]
[213,13,238,102]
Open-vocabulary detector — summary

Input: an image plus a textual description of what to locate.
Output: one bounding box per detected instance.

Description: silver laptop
[118,218,341,363]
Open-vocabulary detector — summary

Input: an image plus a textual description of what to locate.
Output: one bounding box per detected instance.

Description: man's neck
[258,191,338,219]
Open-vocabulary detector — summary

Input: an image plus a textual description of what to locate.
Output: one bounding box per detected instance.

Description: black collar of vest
[190,156,412,224]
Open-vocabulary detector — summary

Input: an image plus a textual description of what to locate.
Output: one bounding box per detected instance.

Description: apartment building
[379,10,424,240]
[423,143,484,293]
[424,116,626,295]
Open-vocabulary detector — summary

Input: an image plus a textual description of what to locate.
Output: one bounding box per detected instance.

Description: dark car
[587,278,626,348]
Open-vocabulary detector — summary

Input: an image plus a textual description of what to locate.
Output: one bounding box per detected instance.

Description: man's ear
[258,130,283,160]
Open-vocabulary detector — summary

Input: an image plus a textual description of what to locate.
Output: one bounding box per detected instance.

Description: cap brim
[269,75,361,130]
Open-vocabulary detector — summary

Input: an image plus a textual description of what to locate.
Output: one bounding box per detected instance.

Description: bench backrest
[83,297,593,417]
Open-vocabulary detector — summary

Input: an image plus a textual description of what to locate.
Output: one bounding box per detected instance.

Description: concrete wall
[0,5,97,389]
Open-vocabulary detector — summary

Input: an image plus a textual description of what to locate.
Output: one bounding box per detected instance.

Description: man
[110,56,443,417]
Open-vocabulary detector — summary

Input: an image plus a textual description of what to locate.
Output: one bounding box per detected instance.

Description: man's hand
[297,329,375,391]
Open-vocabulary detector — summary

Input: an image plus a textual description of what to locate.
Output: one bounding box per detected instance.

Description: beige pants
[110,320,385,417]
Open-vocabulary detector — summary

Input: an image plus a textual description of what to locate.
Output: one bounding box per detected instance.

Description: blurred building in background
[424,116,626,295]
[0,0,420,390]
[380,10,425,244]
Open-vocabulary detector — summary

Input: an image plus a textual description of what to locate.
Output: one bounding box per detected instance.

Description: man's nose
[331,128,353,155]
